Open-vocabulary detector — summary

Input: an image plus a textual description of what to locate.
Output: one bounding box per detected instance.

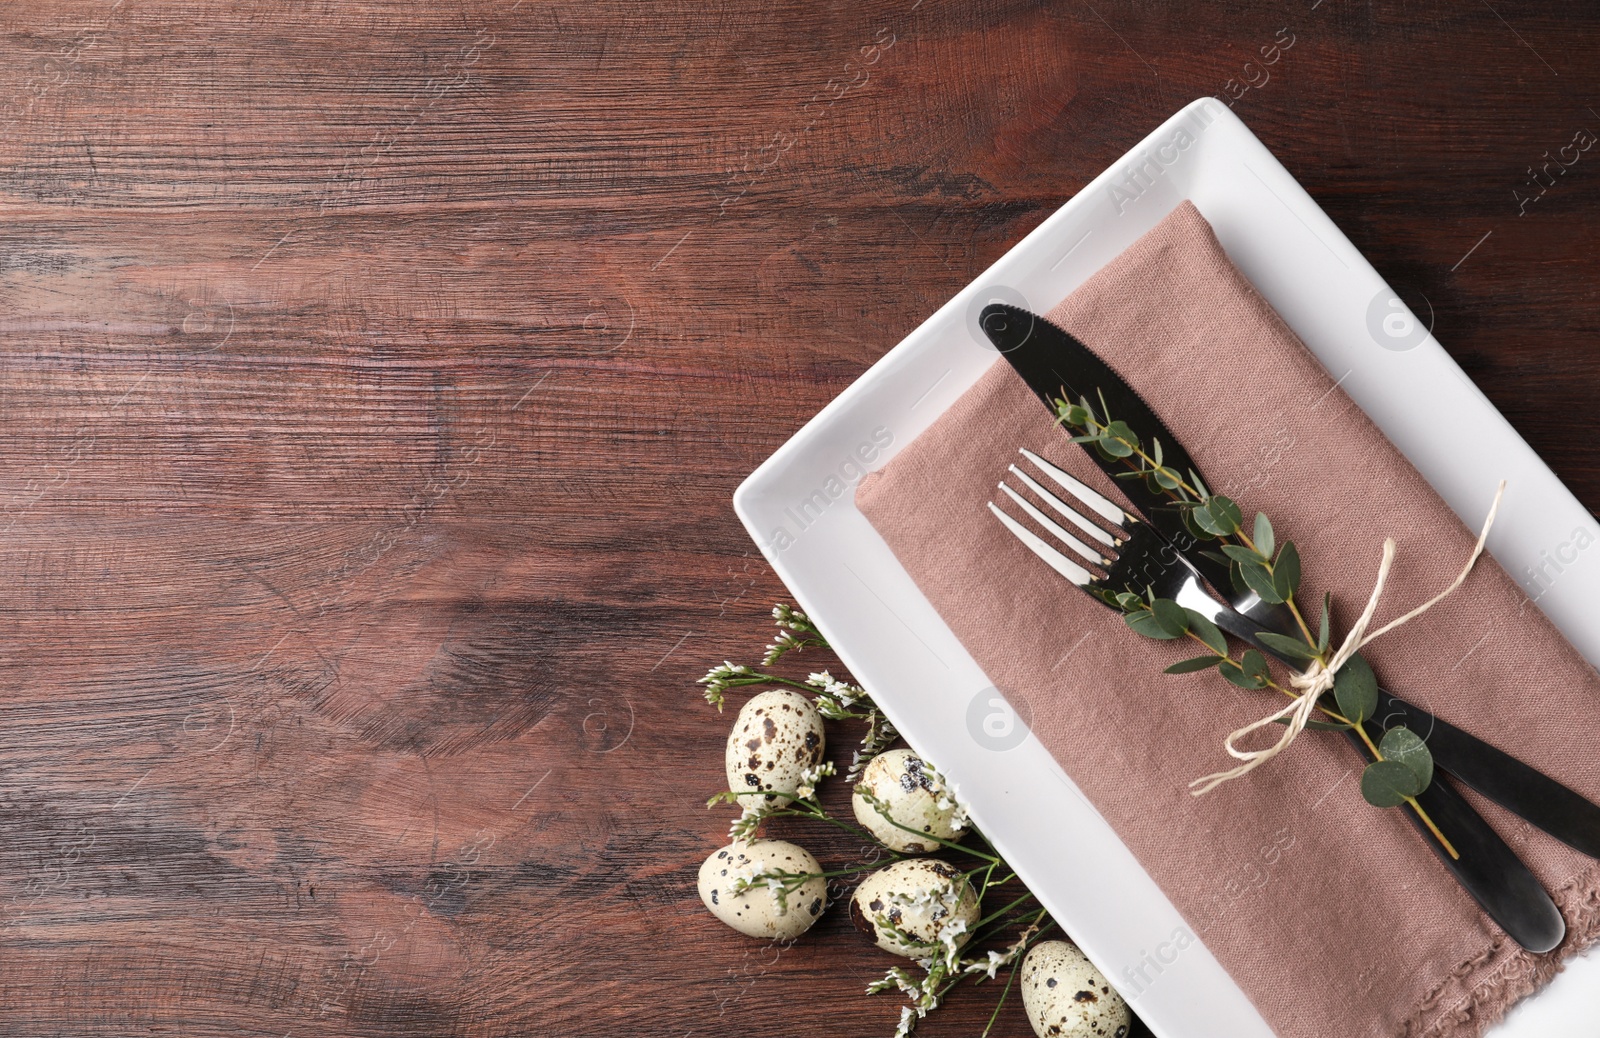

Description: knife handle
[1346,725,1566,953]
[1208,606,1565,949]
[1369,687,1600,861]
[1217,594,1600,857]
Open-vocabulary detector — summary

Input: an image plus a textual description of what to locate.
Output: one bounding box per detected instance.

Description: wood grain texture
[0,0,1596,1034]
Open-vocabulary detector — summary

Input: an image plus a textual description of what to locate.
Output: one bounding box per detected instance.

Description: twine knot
[1189,481,1507,796]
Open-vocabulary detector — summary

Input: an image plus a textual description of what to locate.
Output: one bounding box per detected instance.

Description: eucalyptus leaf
[1361,759,1422,808]
[1151,599,1191,637]
[1200,550,1232,568]
[1184,610,1227,656]
[1165,655,1223,674]
[1151,438,1164,466]
[1240,560,1285,604]
[1115,592,1142,611]
[1218,658,1265,689]
[1191,502,1227,537]
[1256,631,1318,661]
[1221,544,1266,566]
[1154,466,1182,490]
[1068,434,1101,445]
[1380,727,1434,791]
[1126,610,1181,640]
[1094,435,1132,460]
[1103,420,1139,453]
[1189,468,1210,498]
[1240,649,1270,684]
[1210,496,1243,534]
[1088,586,1122,609]
[1190,509,1222,541]
[1333,654,1378,724]
[1273,541,1302,601]
[1253,512,1274,558]
[1318,592,1332,654]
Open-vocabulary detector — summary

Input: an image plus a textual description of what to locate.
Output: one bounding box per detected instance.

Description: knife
[982,303,1584,950]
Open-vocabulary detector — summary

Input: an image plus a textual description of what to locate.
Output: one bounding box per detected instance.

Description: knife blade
[981,302,1581,950]
[977,304,1234,598]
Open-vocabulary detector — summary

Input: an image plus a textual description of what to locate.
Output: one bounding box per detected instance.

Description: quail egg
[724,689,825,804]
[698,839,827,940]
[849,858,980,958]
[1020,940,1131,1038]
[851,748,965,852]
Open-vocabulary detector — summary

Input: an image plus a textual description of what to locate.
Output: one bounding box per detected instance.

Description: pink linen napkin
[855,201,1600,1037]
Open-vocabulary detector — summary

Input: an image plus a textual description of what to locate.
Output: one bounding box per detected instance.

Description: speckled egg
[697,839,827,940]
[1020,940,1130,1038]
[724,689,826,804]
[849,858,980,958]
[851,748,965,853]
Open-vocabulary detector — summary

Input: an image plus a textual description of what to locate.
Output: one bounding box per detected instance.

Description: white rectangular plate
[733,98,1600,1037]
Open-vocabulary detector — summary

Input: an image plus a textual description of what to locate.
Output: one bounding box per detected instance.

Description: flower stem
[860,794,996,862]
[971,891,1041,933]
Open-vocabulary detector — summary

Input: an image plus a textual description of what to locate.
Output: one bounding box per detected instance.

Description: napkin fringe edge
[1407,859,1600,1038]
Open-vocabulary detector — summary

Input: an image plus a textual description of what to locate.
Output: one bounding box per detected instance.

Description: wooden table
[0,1,1595,1034]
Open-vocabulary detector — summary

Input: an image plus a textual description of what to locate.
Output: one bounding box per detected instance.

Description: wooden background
[0,1,1596,1035]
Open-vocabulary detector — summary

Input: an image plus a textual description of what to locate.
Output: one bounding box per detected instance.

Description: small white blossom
[922,764,971,833]
[699,661,760,709]
[727,800,771,842]
[794,760,835,802]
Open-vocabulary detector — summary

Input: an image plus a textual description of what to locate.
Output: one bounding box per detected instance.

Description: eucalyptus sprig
[1057,395,1452,857]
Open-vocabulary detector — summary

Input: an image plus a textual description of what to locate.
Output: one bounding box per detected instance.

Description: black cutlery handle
[1216,601,1600,859]
[1206,605,1565,950]
[1371,688,1600,861]
[1338,725,1565,953]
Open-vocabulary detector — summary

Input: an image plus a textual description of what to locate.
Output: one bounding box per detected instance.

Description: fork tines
[988,448,1132,589]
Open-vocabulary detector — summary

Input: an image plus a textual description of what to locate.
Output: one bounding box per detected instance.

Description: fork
[989,446,1565,952]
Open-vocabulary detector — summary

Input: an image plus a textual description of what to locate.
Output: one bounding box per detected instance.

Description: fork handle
[1338,725,1564,952]
[1214,602,1600,855]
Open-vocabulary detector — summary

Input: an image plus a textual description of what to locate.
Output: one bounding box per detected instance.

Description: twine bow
[1189,481,1508,796]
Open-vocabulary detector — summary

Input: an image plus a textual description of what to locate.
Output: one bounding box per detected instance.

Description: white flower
[923,764,971,832]
[727,800,771,841]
